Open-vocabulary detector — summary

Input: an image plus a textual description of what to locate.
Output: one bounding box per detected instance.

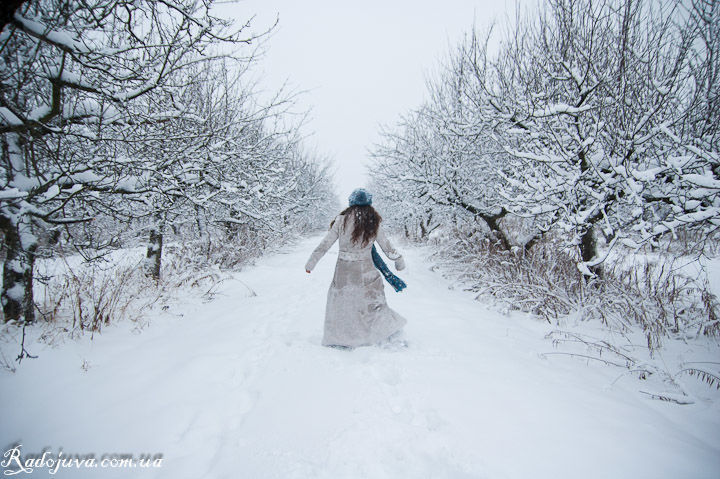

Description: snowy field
[1,235,719,479]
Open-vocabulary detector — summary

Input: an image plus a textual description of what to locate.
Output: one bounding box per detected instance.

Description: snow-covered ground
[1,235,719,479]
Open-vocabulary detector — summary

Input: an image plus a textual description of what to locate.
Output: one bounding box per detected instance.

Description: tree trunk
[1,217,37,323]
[457,201,512,251]
[195,204,205,238]
[483,214,511,251]
[145,227,163,281]
[579,226,603,277]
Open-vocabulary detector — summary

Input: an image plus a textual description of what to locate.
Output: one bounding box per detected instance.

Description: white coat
[305,213,407,347]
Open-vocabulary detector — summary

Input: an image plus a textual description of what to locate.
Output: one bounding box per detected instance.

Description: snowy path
[2,235,719,479]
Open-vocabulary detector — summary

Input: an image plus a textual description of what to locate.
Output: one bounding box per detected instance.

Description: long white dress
[305,213,407,347]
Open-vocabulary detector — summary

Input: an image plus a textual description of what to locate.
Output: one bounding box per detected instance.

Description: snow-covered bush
[37,257,153,334]
[431,233,719,351]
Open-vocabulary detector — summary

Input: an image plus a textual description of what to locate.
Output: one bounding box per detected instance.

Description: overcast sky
[221,0,513,201]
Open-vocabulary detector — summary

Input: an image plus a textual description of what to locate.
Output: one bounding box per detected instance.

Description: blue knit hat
[348,188,372,206]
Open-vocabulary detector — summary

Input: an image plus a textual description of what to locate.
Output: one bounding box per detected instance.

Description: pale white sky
[219,0,512,200]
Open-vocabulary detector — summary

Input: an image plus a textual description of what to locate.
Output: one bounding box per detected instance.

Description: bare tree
[371,0,719,276]
[0,0,258,321]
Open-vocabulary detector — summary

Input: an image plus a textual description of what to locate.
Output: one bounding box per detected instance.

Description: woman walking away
[305,188,407,349]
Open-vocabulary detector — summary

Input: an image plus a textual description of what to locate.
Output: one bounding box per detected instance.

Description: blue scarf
[371,244,407,292]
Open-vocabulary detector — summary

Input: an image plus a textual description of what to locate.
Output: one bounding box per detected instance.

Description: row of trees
[1,0,336,323]
[370,0,719,274]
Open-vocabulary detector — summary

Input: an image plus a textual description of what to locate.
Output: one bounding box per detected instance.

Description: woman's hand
[395,256,406,271]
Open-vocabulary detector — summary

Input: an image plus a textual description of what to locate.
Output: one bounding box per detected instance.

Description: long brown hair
[331,205,382,246]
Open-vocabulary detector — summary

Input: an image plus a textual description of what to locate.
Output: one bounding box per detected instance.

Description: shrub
[432,232,719,352]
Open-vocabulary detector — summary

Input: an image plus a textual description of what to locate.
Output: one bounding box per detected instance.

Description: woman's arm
[376,225,405,270]
[305,217,341,272]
